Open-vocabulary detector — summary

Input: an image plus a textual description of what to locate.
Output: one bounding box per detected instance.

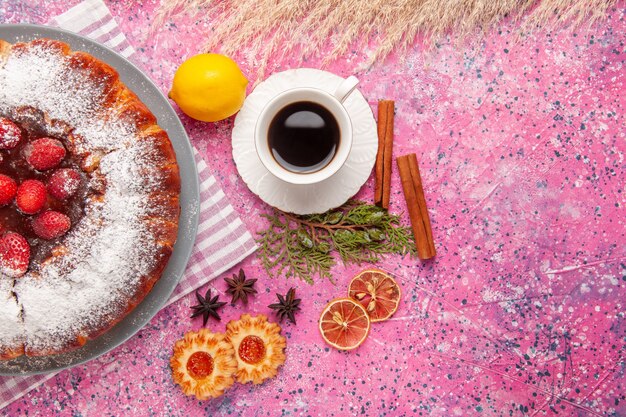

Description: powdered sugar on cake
[0,41,178,355]
[0,279,23,356]
[0,44,134,152]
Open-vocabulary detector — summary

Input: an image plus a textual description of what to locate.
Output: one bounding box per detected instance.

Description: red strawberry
[47,168,81,200]
[0,232,30,277]
[16,179,47,214]
[25,137,66,171]
[32,211,71,240]
[0,174,17,206]
[0,118,22,149]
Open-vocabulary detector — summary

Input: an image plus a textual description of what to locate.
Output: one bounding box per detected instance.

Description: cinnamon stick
[374,100,394,209]
[396,153,436,259]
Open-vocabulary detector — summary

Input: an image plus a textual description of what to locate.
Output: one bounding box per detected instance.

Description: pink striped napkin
[0,0,257,410]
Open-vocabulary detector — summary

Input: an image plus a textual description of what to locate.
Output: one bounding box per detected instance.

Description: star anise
[268,287,301,324]
[224,268,258,304]
[190,288,227,325]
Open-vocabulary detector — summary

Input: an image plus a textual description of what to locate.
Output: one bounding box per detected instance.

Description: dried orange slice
[319,298,370,351]
[348,269,401,322]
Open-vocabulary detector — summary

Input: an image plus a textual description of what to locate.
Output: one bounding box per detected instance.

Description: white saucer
[232,68,378,214]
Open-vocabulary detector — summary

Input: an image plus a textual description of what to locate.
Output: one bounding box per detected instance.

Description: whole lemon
[168,53,248,122]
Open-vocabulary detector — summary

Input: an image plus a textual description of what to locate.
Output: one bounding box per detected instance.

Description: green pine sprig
[256,200,416,284]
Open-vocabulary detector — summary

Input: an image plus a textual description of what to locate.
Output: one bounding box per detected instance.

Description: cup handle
[333,75,359,103]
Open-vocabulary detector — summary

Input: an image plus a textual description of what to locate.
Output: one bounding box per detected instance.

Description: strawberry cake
[0,39,180,359]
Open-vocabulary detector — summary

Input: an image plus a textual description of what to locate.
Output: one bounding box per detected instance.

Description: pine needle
[255,200,416,284]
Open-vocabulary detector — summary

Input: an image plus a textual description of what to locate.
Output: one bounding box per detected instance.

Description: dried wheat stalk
[153,0,616,79]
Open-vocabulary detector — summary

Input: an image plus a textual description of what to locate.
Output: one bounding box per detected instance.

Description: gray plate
[0,24,200,375]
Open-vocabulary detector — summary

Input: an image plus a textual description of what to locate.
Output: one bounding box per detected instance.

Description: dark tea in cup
[254,76,358,185]
[268,101,340,173]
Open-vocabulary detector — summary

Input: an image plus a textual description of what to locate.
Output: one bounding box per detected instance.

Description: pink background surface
[1,1,625,416]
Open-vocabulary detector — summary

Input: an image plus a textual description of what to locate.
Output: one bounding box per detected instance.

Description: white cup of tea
[254,76,359,185]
